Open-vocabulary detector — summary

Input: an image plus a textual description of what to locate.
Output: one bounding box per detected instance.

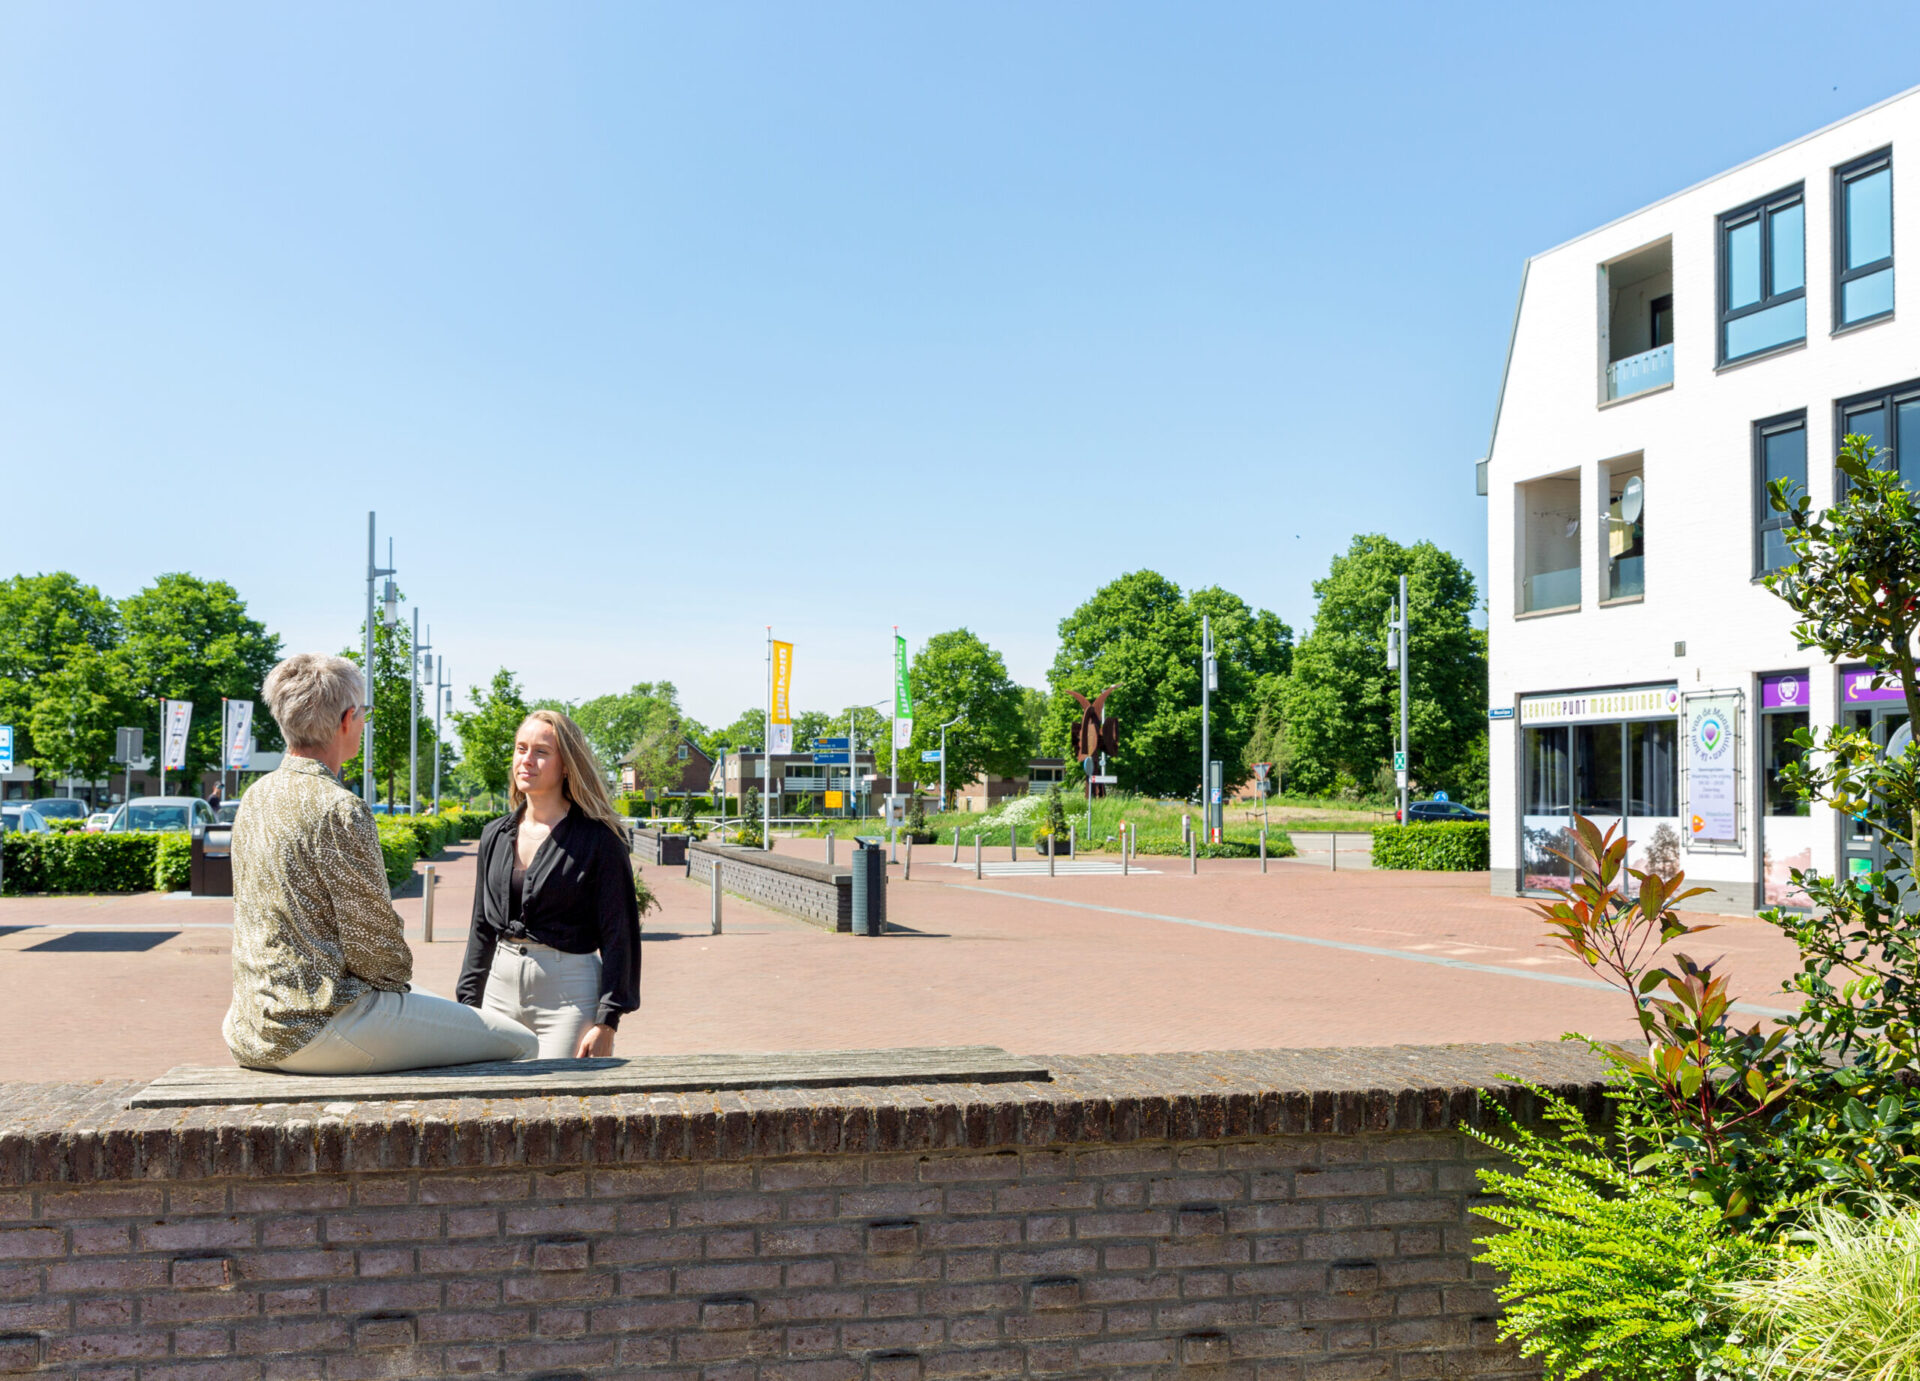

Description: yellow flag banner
[770,641,794,754]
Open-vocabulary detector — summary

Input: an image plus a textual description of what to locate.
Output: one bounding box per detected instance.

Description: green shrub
[1473,1086,1764,1381]
[2,833,177,895]
[1370,820,1490,870]
[440,809,499,841]
[46,817,87,833]
[374,822,419,888]
[154,834,192,892]
[387,814,458,859]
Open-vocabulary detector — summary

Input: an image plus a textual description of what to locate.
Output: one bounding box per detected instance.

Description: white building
[1486,86,1917,912]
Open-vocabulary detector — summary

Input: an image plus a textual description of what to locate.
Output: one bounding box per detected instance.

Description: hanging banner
[1683,691,1740,845]
[162,700,193,771]
[224,700,254,771]
[769,641,794,755]
[893,635,913,749]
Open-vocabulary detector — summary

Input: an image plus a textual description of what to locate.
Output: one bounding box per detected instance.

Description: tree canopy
[451,669,530,799]
[871,629,1031,799]
[1281,534,1485,798]
[1042,570,1292,798]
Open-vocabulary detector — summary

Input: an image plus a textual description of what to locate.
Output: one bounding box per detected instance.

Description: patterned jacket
[222,756,414,1067]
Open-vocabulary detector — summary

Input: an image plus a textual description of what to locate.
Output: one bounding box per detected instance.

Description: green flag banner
[893,635,914,750]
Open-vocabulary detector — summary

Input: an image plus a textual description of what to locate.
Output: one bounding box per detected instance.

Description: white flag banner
[162,700,193,770]
[893,717,913,750]
[767,723,793,754]
[225,700,254,771]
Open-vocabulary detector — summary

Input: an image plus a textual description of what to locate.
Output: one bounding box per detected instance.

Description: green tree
[1018,687,1048,755]
[701,707,766,756]
[117,573,283,787]
[1282,535,1485,798]
[625,695,688,799]
[0,573,123,791]
[27,645,137,793]
[1042,571,1292,798]
[792,710,835,751]
[451,669,530,800]
[876,629,1030,802]
[573,682,684,779]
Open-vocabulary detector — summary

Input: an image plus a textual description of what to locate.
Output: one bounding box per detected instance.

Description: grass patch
[786,792,1296,858]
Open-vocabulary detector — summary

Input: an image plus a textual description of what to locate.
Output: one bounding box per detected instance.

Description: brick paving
[0,838,1804,1083]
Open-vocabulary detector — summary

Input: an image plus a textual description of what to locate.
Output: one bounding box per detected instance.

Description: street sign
[1252,762,1270,780]
[1210,788,1222,805]
[1434,790,1449,802]
[1487,707,1514,720]
[824,790,844,808]
[812,751,850,765]
[1090,775,1118,784]
[920,750,942,763]
[0,725,11,775]
[1396,769,1408,790]
[1393,750,1407,771]
[815,736,849,750]
[115,727,144,764]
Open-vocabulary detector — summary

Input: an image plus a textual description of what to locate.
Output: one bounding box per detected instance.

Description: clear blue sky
[6,3,1918,726]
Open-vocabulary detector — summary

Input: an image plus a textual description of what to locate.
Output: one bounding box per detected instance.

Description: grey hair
[262,653,365,751]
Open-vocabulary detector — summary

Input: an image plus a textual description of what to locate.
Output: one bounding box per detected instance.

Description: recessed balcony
[1607,343,1673,401]
[1600,239,1673,405]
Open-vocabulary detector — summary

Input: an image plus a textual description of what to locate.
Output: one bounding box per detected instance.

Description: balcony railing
[1607,343,1673,401]
[1027,779,1065,794]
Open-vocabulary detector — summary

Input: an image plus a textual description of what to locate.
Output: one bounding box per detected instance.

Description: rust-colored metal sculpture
[1069,686,1120,797]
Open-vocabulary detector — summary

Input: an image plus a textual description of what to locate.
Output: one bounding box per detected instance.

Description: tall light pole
[938,712,964,812]
[410,615,430,817]
[363,514,397,804]
[1397,575,1411,825]
[1200,614,1218,841]
[432,657,448,814]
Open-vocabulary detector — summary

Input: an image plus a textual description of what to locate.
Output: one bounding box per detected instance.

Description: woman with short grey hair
[223,653,537,1074]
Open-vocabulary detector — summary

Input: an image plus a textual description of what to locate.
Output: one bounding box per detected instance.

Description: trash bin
[851,836,888,935]
[190,824,234,897]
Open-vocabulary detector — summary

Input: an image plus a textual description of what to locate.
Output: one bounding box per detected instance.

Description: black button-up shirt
[456,806,641,1029]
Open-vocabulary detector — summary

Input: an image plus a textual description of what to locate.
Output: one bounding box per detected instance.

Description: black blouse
[456,806,640,1029]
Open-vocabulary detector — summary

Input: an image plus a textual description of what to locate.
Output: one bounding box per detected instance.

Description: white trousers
[482,940,603,1060]
[273,988,537,1075]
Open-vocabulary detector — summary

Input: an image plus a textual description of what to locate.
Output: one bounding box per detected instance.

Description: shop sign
[1518,684,1680,726]
[1841,666,1908,704]
[1685,692,1740,845]
[1760,672,1810,710]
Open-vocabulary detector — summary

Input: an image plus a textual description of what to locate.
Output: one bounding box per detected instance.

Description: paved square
[0,836,1803,1083]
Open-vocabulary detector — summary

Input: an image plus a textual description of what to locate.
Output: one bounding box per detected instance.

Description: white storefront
[1485,85,1920,912]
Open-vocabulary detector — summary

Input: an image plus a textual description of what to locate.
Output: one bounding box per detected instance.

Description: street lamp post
[937,712,964,812]
[432,658,448,814]
[363,514,397,805]
[410,615,431,817]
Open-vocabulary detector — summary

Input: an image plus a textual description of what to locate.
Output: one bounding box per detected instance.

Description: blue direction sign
[812,751,850,765]
[0,725,10,775]
[815,737,849,750]
[920,750,942,763]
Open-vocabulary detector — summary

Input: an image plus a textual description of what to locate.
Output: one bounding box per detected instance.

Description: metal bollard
[1259,829,1267,874]
[1010,825,1018,862]
[1068,822,1075,859]
[1048,832,1056,877]
[890,827,897,864]
[1189,832,1197,875]
[826,833,835,867]
[1183,813,1191,847]
[1121,822,1129,876]
[422,864,436,943]
[1331,832,1338,872]
[952,827,960,863]
[905,835,913,881]
[710,860,722,934]
[974,832,982,878]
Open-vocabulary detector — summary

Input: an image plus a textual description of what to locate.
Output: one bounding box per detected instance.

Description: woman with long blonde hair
[456,709,641,1058]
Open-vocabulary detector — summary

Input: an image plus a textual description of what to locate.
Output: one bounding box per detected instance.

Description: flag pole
[764,626,773,851]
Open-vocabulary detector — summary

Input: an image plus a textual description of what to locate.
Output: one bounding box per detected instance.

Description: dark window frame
[1719,184,1807,365]
[1753,409,1808,578]
[1834,148,1894,331]
[1650,293,1674,348]
[1833,375,1920,493]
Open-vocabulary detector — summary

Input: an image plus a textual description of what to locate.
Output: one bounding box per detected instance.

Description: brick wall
[0,1044,1607,1379]
[688,844,888,934]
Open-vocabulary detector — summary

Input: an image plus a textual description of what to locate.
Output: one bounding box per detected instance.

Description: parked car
[0,805,51,834]
[106,797,216,833]
[84,812,115,833]
[30,798,89,822]
[214,802,241,824]
[1395,799,1489,824]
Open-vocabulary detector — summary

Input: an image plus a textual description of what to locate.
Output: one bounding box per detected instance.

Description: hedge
[386,813,460,860]
[0,832,191,896]
[374,823,420,888]
[1369,821,1491,871]
[441,808,500,841]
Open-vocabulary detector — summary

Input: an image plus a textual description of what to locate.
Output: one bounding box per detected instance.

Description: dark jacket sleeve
[593,825,642,1029]
[456,823,503,1008]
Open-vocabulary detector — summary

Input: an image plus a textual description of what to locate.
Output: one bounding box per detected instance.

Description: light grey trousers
[274,988,537,1075]
[482,940,604,1060]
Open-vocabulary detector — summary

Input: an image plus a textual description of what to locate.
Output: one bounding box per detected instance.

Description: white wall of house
[1487,85,1920,911]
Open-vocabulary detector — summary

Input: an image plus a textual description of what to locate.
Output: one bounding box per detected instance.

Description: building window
[1518,472,1581,613]
[1835,150,1893,329]
[1837,378,1920,489]
[1601,456,1644,602]
[1719,185,1806,363]
[1753,412,1807,574]
[677,743,689,761]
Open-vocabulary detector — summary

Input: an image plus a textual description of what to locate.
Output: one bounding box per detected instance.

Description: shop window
[1518,472,1581,614]
[1601,457,1645,602]
[1574,724,1623,815]
[1763,710,1810,817]
[1720,185,1806,363]
[1753,412,1807,575]
[1835,150,1893,329]
[1627,721,1677,816]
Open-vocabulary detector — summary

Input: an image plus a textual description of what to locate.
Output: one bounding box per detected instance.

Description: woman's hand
[573,1024,615,1058]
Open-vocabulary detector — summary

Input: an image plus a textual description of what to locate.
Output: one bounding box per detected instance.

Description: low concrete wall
[633,829,692,868]
[687,842,887,934]
[0,1043,1606,1378]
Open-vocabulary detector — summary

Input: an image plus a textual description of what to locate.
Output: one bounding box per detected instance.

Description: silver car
[107,797,216,833]
[0,805,51,834]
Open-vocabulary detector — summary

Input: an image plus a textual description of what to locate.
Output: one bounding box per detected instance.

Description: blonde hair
[510,709,626,840]
[262,653,365,751]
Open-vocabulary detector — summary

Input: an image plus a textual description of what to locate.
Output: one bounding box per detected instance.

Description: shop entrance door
[1842,703,1911,885]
